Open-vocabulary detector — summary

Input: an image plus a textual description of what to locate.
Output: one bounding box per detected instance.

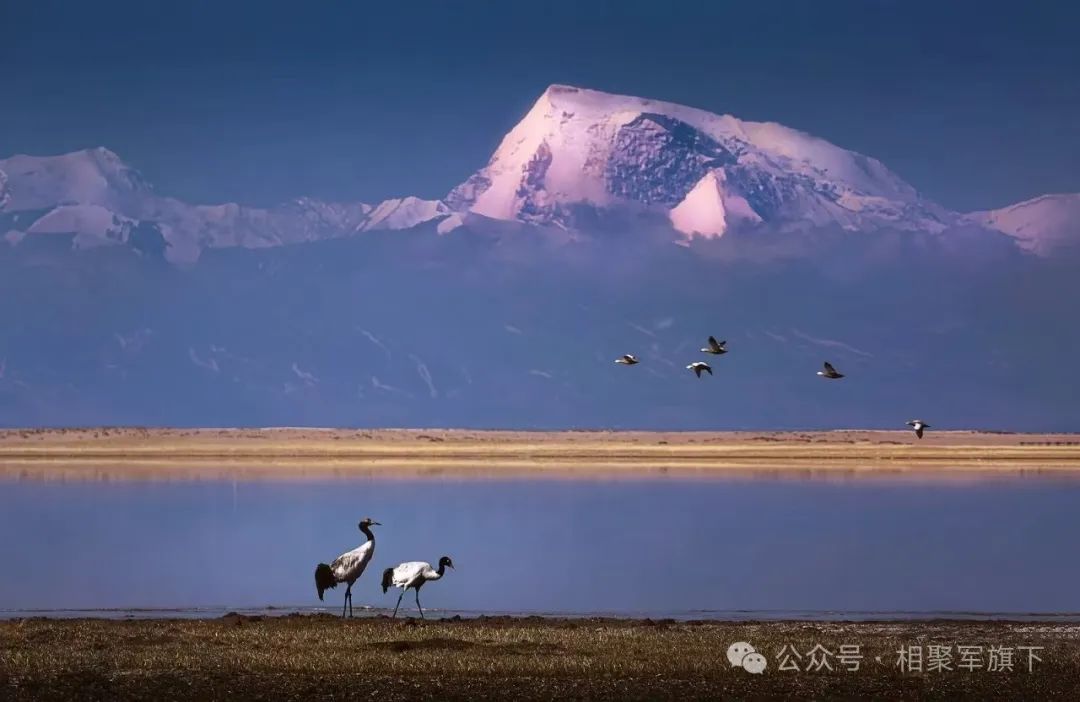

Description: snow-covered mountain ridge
[0,148,448,262]
[2,86,1077,260]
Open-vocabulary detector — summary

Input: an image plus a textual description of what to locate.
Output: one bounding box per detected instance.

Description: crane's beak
[372,521,382,526]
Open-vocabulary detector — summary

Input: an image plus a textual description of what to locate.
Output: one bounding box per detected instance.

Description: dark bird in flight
[817,361,844,379]
[700,336,728,355]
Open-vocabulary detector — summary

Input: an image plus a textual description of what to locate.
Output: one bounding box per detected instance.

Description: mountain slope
[972,194,1080,255]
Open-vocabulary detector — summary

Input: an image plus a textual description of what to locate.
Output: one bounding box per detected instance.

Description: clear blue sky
[2,0,1077,211]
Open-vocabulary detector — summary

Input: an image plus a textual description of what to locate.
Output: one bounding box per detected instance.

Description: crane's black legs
[415,589,424,619]
[342,583,353,618]
[393,590,405,618]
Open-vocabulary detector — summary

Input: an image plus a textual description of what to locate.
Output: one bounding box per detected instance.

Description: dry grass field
[1,616,1077,700]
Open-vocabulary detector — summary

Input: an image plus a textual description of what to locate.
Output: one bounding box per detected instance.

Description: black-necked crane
[686,361,712,378]
[817,361,844,379]
[701,336,727,355]
[615,354,640,365]
[314,517,380,618]
[907,419,931,439]
[381,556,454,619]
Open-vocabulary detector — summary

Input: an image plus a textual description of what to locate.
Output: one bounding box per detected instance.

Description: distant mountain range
[1,86,1077,429]
[2,85,1077,262]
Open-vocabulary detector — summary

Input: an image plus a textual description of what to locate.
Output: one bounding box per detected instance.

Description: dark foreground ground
[2,616,1078,700]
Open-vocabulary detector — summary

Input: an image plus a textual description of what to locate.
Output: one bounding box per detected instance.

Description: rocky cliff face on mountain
[0,86,1078,429]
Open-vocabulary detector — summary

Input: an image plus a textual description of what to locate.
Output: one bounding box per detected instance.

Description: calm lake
[1,474,1079,620]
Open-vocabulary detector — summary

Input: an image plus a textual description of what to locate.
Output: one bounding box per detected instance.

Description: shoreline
[2,427,1080,479]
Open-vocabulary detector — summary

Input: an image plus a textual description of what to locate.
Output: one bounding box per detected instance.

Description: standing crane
[381,556,454,619]
[314,517,380,618]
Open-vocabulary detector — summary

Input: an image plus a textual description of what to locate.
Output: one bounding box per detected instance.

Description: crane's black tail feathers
[381,567,394,594]
[315,563,336,601]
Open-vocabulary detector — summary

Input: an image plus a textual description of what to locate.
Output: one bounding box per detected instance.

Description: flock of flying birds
[615,336,932,439]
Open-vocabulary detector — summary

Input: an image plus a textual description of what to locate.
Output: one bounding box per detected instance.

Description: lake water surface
[1,474,1079,620]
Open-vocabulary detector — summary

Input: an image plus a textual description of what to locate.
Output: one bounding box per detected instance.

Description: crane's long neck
[433,562,447,578]
[360,525,375,543]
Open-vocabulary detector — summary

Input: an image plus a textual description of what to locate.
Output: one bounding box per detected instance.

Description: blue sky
[2,1,1077,211]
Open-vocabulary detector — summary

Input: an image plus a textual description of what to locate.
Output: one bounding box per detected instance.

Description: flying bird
[614,354,640,365]
[381,556,455,619]
[314,517,380,618]
[907,420,930,439]
[686,361,713,378]
[817,361,844,379]
[700,336,727,355]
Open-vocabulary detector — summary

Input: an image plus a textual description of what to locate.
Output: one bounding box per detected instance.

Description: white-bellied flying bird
[314,517,380,618]
[907,420,930,439]
[686,361,713,378]
[615,354,640,365]
[701,336,727,355]
[381,556,454,619]
[817,361,844,379]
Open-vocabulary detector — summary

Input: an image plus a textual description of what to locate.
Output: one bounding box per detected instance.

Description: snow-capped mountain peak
[448,84,951,233]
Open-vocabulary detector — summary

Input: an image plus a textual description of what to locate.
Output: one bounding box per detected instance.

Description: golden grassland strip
[1,616,1078,699]
[1,429,1079,480]
[5,459,1080,483]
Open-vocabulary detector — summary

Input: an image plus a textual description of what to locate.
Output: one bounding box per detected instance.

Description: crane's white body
[615,354,639,365]
[383,557,453,618]
[330,540,375,587]
[388,561,444,590]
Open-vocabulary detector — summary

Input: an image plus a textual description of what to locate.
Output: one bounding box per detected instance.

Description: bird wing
[331,541,374,581]
[708,336,723,351]
[392,561,430,588]
[623,355,634,362]
[823,362,837,374]
[704,365,713,375]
